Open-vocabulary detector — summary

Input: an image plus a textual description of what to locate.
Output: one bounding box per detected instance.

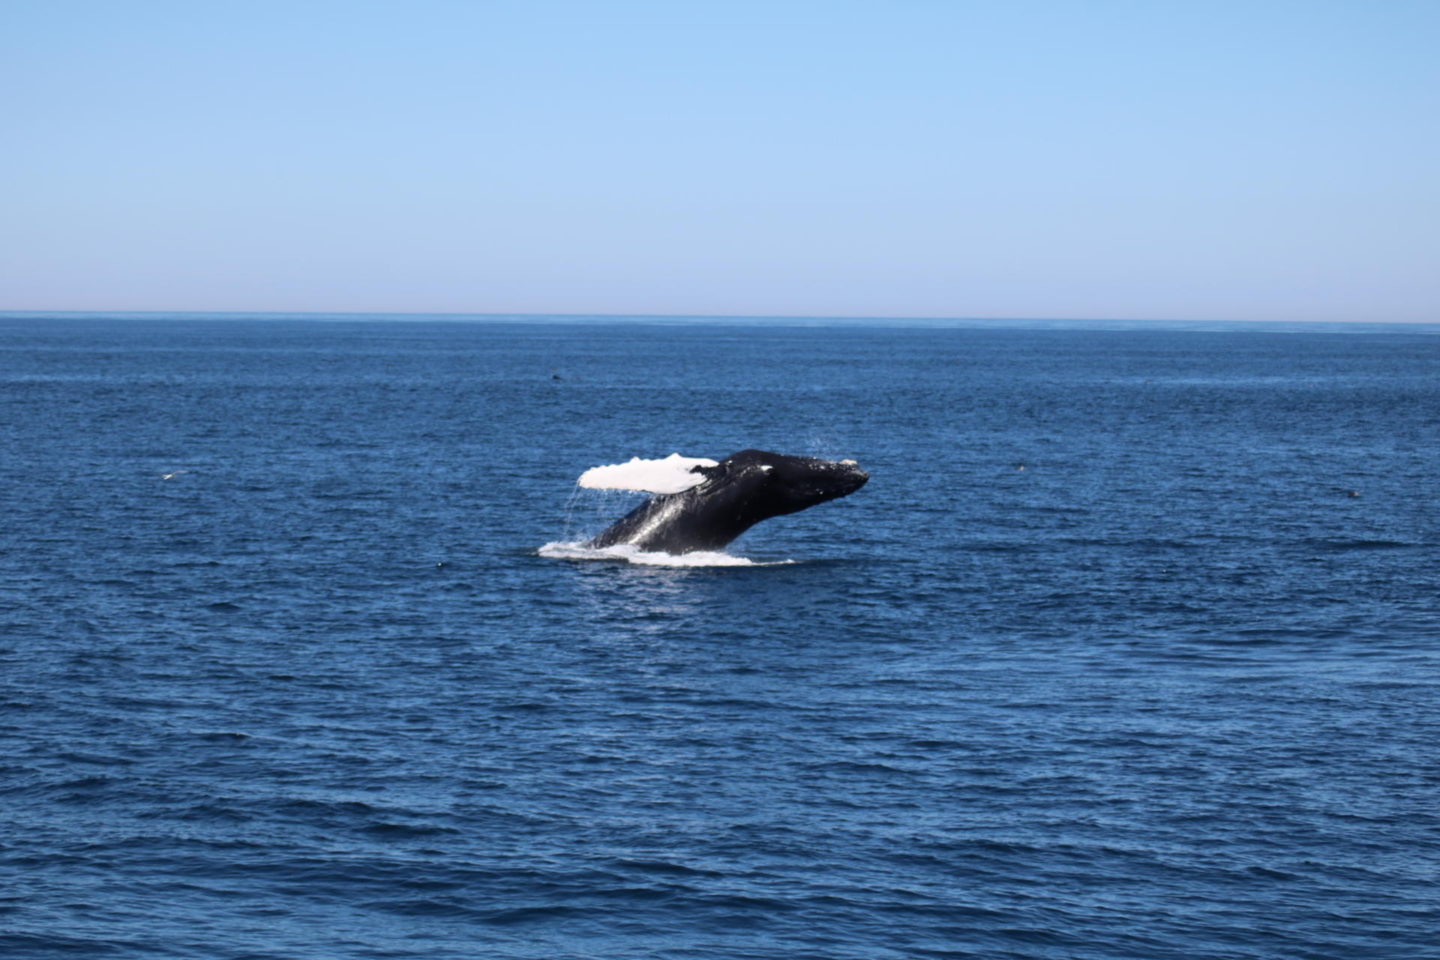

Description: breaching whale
[586,449,868,555]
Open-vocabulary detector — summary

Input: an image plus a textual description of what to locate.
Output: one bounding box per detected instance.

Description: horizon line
[2,308,1437,328]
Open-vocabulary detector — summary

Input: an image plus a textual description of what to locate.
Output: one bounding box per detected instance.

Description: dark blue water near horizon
[3,315,1438,959]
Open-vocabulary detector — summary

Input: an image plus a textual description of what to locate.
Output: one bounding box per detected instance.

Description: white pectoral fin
[577,453,720,494]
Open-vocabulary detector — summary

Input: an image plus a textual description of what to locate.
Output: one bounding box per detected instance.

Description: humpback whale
[587,449,868,554]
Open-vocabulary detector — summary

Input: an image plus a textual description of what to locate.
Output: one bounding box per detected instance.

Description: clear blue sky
[3,0,1437,321]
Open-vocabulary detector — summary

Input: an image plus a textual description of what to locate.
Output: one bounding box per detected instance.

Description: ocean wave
[538,541,793,567]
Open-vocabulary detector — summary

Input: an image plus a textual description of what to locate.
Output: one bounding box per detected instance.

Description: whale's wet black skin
[588,449,868,555]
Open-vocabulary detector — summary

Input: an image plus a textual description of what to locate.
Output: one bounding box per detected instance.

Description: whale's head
[693,449,868,520]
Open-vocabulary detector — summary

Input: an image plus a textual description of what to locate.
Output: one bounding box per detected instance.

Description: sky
[2,0,1437,321]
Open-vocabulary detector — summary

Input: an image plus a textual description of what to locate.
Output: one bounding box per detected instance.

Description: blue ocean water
[2,315,1437,959]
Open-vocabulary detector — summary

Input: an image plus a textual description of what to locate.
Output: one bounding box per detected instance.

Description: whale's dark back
[588,449,868,554]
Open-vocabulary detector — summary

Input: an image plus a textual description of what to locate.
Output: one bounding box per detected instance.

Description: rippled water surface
[3,316,1438,959]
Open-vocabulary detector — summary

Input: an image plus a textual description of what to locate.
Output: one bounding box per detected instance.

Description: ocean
[2,314,1437,959]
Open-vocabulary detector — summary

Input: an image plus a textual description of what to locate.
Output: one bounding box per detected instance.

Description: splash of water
[538,541,793,568]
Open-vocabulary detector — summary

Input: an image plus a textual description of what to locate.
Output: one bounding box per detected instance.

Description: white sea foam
[576,454,718,494]
[539,541,793,567]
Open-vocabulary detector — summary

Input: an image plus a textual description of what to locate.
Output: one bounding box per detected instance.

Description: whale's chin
[832,466,869,496]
